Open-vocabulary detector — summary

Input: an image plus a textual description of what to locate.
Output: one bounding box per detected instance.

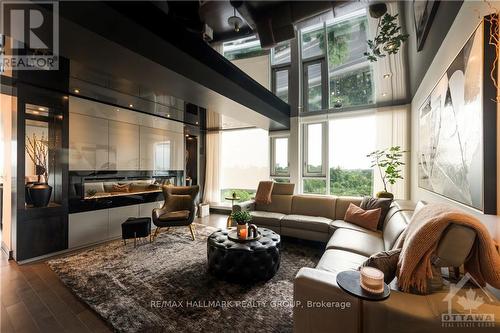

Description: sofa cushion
[327,228,384,257]
[382,210,410,251]
[290,195,336,219]
[344,203,381,231]
[255,195,293,214]
[360,196,392,230]
[281,215,332,233]
[329,220,376,234]
[316,249,368,274]
[249,211,285,227]
[158,210,190,221]
[334,196,363,219]
[360,249,401,284]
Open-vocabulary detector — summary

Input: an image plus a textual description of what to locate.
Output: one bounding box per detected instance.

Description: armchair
[152,185,199,241]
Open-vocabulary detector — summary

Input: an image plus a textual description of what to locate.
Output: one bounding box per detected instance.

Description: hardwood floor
[0,214,228,333]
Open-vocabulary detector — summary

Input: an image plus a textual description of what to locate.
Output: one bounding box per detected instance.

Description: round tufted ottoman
[207,228,281,283]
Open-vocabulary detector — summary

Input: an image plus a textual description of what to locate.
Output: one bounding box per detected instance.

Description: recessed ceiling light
[129,104,133,108]
[63,96,69,100]
[38,107,46,111]
[383,73,392,79]
[185,134,189,137]
[382,92,388,97]
[32,110,40,114]
[73,89,80,94]
[167,114,170,118]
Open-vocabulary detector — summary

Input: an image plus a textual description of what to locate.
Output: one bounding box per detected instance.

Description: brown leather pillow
[254,181,274,205]
[360,196,393,230]
[112,184,129,193]
[360,249,401,284]
[344,203,381,231]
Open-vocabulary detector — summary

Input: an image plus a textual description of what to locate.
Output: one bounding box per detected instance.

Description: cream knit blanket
[396,203,500,293]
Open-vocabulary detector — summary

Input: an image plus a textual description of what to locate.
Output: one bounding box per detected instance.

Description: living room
[1,0,500,332]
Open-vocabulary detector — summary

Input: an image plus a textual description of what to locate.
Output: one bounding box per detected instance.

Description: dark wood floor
[0,214,228,333]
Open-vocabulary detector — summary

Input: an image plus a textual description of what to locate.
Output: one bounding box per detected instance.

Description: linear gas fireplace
[69,170,184,213]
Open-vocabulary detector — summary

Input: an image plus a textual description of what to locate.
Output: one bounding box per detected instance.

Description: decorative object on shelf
[248,224,258,238]
[26,133,52,207]
[367,146,406,200]
[365,13,409,62]
[413,0,440,51]
[231,210,252,240]
[418,21,497,214]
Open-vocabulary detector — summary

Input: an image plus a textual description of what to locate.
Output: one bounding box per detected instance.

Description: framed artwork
[418,20,497,214]
[413,0,440,51]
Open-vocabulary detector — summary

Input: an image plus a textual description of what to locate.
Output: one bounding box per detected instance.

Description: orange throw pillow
[344,203,381,231]
[254,181,274,205]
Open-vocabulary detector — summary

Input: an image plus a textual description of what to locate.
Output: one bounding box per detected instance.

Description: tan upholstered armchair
[152,185,199,241]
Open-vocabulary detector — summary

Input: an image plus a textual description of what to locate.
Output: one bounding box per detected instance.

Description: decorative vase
[25,183,34,205]
[376,191,394,200]
[236,223,248,240]
[29,183,52,207]
[248,224,258,238]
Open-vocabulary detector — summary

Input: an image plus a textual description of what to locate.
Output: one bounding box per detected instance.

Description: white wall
[410,1,500,241]
[232,55,271,91]
[1,94,15,253]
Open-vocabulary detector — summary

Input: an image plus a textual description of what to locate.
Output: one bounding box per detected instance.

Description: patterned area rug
[48,224,323,333]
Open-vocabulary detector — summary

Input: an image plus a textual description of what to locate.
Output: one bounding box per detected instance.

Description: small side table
[224,196,240,228]
[336,270,390,333]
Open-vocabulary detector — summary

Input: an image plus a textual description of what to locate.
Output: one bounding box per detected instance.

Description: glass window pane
[275,69,289,103]
[271,42,291,65]
[306,123,322,174]
[330,66,373,108]
[306,63,323,111]
[274,137,288,175]
[329,115,375,196]
[326,14,368,70]
[222,36,266,61]
[273,178,290,183]
[303,179,326,194]
[301,24,325,59]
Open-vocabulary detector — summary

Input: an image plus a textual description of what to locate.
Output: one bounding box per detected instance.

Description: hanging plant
[365,13,409,62]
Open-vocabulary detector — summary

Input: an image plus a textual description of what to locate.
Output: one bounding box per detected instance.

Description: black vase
[29,183,52,207]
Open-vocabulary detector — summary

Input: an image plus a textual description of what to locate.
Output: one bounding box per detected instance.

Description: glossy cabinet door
[139,126,166,171]
[165,130,185,171]
[69,113,109,170]
[108,120,140,170]
[69,209,109,248]
[108,205,140,239]
[139,201,163,230]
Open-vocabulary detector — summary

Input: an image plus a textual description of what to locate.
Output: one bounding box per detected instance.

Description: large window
[271,41,291,103]
[223,36,266,61]
[302,113,375,196]
[271,136,289,176]
[300,9,373,112]
[329,114,375,196]
[220,128,269,205]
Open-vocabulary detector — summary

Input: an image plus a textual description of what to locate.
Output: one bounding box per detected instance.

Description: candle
[239,228,247,240]
[360,267,384,294]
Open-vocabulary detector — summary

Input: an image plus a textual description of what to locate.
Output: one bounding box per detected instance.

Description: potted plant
[367,146,406,199]
[231,210,252,240]
[26,133,52,207]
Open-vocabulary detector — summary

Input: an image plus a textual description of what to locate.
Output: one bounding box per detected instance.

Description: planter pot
[236,223,248,240]
[376,191,394,200]
[29,183,52,207]
[25,183,34,205]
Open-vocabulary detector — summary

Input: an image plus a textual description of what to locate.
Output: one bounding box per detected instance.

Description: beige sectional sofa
[234,183,498,332]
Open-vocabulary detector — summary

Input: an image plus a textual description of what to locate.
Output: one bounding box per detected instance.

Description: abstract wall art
[418,21,497,213]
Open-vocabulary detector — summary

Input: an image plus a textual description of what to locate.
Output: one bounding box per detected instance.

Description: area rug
[48,224,323,333]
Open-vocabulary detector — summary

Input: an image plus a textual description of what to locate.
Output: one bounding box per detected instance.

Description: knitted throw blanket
[396,203,500,293]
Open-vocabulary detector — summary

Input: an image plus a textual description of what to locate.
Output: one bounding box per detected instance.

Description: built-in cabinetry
[69,96,184,171]
[68,201,163,248]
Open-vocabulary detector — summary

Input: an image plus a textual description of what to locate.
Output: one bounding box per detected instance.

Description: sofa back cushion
[382,200,417,250]
[291,195,336,219]
[255,183,295,214]
[334,197,363,219]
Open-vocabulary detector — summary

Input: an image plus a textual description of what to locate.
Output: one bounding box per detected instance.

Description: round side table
[336,270,390,333]
[224,196,240,227]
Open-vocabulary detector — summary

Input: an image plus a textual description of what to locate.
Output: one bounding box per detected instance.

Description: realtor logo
[442,272,497,328]
[0,0,59,71]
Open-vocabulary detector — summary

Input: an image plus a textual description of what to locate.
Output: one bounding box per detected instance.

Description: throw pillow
[360,196,393,230]
[344,203,381,231]
[255,181,274,205]
[360,248,401,284]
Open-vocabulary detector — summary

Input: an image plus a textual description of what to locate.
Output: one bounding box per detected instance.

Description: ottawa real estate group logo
[0,1,59,71]
[442,273,497,328]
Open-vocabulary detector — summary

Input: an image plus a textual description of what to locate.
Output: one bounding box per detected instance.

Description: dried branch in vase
[26,133,49,183]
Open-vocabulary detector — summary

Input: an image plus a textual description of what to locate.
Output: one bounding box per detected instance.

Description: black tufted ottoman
[207,228,281,283]
[121,217,151,247]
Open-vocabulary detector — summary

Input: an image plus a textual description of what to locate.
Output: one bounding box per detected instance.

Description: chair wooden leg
[153,227,161,241]
[189,224,196,241]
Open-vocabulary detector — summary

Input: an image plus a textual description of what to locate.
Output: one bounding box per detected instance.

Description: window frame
[302,121,328,178]
[270,135,290,177]
[271,65,291,103]
[302,58,328,113]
